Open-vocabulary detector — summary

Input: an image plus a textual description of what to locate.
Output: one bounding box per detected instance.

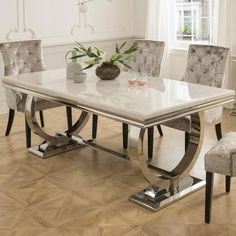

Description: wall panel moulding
[6,0,36,40]
[71,0,112,35]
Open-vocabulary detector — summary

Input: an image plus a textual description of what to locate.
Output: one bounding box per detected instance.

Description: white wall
[0,0,136,114]
[133,0,147,38]
[230,0,236,56]
[0,0,134,45]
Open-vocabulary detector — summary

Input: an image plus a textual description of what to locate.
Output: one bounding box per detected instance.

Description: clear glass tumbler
[137,72,147,86]
[127,71,137,85]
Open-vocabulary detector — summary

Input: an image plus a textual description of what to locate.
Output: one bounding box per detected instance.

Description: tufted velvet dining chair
[204,132,236,223]
[0,39,72,148]
[92,40,165,158]
[162,44,230,151]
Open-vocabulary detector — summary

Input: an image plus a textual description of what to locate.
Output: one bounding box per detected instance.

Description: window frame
[169,0,214,49]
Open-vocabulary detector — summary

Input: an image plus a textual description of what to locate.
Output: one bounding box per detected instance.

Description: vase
[65,50,83,80]
[95,64,121,80]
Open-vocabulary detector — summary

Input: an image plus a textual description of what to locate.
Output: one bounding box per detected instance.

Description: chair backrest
[182,44,230,88]
[0,39,45,76]
[129,40,165,77]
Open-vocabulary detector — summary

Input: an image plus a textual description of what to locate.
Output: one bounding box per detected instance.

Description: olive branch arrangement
[71,41,138,70]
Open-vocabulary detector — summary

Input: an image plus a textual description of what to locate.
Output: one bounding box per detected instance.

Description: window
[171,0,214,48]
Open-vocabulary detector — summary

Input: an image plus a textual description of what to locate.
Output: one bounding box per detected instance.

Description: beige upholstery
[129,40,165,77]
[163,44,230,133]
[0,39,60,112]
[165,116,192,133]
[205,132,236,176]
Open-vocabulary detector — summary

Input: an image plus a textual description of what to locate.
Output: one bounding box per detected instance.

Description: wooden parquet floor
[0,108,236,236]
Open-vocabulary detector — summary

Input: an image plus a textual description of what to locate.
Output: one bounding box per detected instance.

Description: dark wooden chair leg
[185,132,190,151]
[5,109,15,136]
[215,123,222,141]
[66,107,73,130]
[157,125,163,136]
[39,110,45,128]
[25,116,31,148]
[205,171,214,224]
[122,123,129,149]
[148,127,154,159]
[92,114,98,140]
[226,176,231,193]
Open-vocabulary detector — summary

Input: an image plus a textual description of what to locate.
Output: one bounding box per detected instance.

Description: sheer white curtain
[145,0,169,43]
[145,0,170,77]
[146,0,231,45]
[212,0,232,90]
[213,0,231,47]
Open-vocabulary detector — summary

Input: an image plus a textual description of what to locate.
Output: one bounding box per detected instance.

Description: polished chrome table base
[129,176,205,212]
[25,95,206,212]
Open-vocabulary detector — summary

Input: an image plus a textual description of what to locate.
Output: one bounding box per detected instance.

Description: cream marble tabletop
[2,68,235,125]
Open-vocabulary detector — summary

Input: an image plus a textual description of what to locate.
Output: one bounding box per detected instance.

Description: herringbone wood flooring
[0,108,236,236]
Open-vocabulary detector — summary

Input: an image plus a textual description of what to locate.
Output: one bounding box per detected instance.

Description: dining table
[2,68,235,212]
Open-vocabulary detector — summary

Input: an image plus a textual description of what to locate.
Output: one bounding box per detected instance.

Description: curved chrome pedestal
[25,96,90,159]
[127,112,205,212]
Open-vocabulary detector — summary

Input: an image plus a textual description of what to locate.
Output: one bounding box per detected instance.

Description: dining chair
[92,40,165,158]
[162,44,230,151]
[0,39,73,148]
[204,132,236,223]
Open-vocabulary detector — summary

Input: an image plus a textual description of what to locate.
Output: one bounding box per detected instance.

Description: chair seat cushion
[205,132,236,176]
[163,116,192,133]
[163,107,223,133]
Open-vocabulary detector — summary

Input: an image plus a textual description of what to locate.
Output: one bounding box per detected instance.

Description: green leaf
[124,55,133,60]
[119,41,127,50]
[89,52,99,58]
[124,46,138,54]
[95,47,103,53]
[75,42,88,52]
[118,60,132,70]
[73,47,82,53]
[87,47,92,54]
[75,41,86,49]
[123,43,139,55]
[116,43,120,54]
[83,64,94,70]
[84,58,99,65]
[70,54,86,59]
[95,48,101,56]
[110,54,122,63]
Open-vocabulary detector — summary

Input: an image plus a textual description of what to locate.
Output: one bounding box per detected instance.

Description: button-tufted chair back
[129,40,165,77]
[0,39,45,76]
[182,44,230,88]
[163,44,230,143]
[0,40,48,111]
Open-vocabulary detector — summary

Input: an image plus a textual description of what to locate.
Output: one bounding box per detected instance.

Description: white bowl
[73,72,87,83]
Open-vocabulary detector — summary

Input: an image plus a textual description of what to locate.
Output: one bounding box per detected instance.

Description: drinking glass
[127,71,137,85]
[137,72,147,86]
